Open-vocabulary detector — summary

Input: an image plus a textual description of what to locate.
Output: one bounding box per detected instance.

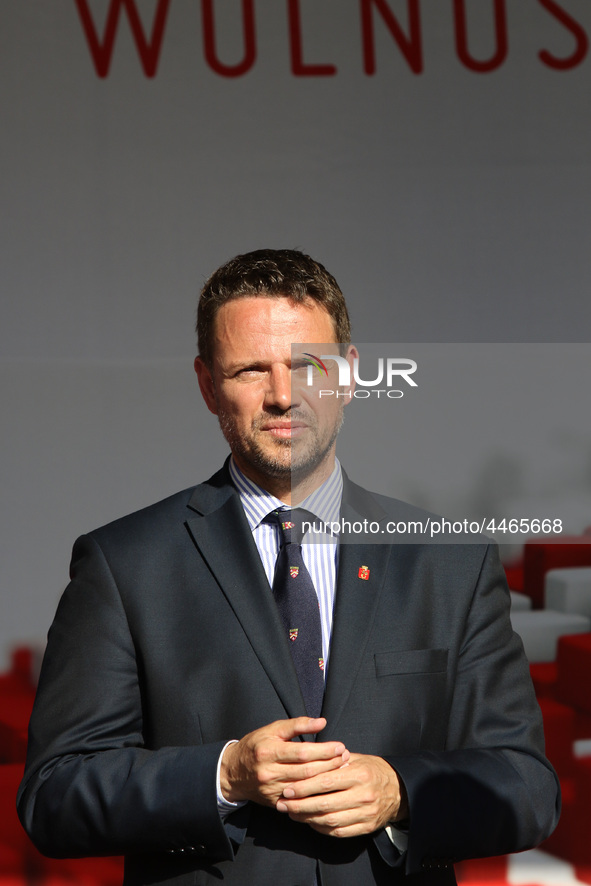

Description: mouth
[261,420,309,440]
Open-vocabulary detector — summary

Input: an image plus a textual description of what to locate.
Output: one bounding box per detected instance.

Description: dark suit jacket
[18,465,560,886]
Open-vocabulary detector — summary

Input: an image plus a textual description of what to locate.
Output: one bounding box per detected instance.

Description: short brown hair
[197,249,351,367]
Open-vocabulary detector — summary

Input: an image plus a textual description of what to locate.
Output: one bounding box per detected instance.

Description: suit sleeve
[383,544,561,874]
[17,534,236,861]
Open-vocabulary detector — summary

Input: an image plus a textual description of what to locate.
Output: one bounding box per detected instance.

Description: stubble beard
[218,407,344,483]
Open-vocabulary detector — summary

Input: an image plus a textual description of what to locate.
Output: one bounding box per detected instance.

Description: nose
[264,364,299,411]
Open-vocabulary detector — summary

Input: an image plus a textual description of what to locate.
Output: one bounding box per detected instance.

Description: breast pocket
[374,648,448,678]
[370,648,450,752]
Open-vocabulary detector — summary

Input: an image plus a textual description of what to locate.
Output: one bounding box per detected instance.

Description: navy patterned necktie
[268,509,324,720]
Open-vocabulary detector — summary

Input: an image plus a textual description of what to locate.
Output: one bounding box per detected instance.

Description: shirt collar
[229,456,343,534]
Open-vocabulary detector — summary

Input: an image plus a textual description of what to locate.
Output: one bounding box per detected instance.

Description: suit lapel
[185,473,307,719]
[321,478,394,733]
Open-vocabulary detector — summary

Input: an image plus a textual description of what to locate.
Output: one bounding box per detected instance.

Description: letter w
[74,0,171,78]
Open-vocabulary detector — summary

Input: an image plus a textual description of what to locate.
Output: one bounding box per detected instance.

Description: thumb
[274,716,327,741]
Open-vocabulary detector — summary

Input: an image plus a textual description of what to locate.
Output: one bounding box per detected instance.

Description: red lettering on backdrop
[74,0,171,78]
[202,0,256,77]
[454,0,508,72]
[537,0,588,70]
[288,0,336,76]
[360,0,423,75]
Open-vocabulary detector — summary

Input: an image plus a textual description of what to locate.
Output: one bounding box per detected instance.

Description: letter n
[360,0,423,75]
[74,0,171,78]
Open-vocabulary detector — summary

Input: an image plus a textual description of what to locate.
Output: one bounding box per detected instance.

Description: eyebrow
[223,358,274,375]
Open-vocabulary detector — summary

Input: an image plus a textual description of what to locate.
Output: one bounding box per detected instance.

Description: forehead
[212,296,336,360]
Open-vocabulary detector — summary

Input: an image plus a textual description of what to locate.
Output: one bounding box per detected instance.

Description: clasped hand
[220,717,407,838]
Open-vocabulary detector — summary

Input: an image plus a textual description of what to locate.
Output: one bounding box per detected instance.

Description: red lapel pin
[358,565,370,580]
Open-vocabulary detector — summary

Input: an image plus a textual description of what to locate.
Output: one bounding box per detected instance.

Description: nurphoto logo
[303,352,418,399]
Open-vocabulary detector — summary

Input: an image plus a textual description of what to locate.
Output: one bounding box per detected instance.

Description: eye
[235,365,267,379]
[291,359,311,374]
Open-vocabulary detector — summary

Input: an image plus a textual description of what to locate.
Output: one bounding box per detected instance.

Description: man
[18,249,559,886]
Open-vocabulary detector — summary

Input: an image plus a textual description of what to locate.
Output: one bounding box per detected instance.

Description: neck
[233,452,336,505]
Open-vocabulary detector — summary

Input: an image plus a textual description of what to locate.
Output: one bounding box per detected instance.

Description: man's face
[195,296,350,494]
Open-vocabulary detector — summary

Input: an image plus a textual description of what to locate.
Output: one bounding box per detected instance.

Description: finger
[277,794,382,836]
[280,757,355,799]
[277,787,358,817]
[272,717,327,741]
[270,738,348,765]
[270,753,351,784]
[308,819,376,838]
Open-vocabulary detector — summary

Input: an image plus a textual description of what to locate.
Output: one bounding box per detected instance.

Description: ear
[194,356,219,416]
[343,344,359,405]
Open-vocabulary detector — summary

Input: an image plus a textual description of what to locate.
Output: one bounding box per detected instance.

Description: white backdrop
[2,0,591,661]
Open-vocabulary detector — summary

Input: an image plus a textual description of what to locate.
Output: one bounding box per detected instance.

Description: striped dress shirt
[228,456,342,673]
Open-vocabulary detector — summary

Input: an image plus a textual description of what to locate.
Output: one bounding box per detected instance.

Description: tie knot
[267,509,306,545]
